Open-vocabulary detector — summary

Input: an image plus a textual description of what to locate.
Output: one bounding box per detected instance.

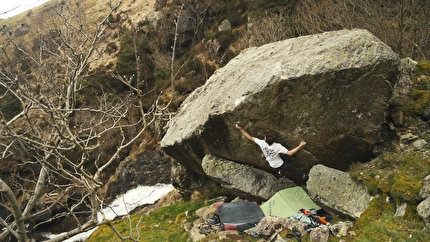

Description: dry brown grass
[1,0,156,26]
[0,0,157,71]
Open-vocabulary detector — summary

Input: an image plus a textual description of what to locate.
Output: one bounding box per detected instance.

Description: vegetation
[347,152,430,241]
[343,61,430,241]
[84,152,430,242]
[352,197,429,241]
[403,62,430,117]
[87,57,430,241]
[1,0,430,241]
[349,152,429,204]
[88,200,205,242]
[87,184,236,242]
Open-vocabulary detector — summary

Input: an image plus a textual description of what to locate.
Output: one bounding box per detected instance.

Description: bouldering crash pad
[217,201,265,231]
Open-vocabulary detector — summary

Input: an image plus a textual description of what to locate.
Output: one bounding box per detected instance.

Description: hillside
[0,0,430,241]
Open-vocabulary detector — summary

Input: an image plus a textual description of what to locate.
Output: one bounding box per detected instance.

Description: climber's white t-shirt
[254,138,288,168]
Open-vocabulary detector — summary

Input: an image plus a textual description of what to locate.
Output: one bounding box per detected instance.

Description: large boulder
[161,29,400,186]
[307,164,372,219]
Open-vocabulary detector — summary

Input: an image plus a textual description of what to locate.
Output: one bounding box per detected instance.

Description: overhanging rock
[161,29,400,185]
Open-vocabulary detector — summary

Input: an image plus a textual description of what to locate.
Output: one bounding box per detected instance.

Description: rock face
[161,29,400,188]
[104,151,171,202]
[307,164,372,219]
[202,154,296,201]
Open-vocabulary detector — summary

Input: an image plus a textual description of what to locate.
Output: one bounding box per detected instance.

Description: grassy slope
[88,200,205,242]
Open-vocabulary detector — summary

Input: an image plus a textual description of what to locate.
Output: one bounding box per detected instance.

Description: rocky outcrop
[104,151,171,202]
[170,160,209,192]
[202,154,296,201]
[161,29,400,190]
[307,164,372,219]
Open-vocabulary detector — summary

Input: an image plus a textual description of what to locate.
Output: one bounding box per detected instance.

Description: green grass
[87,183,237,242]
[347,151,430,241]
[348,152,430,204]
[87,200,205,242]
[351,196,429,241]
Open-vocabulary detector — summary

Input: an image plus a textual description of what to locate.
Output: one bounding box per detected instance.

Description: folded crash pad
[217,201,265,231]
[260,186,321,218]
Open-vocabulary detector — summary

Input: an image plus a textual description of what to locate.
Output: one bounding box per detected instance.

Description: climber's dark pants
[276,158,304,180]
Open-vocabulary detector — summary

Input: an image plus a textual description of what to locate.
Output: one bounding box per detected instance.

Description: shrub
[210,0,248,27]
[416,61,430,76]
[154,67,171,81]
[215,30,236,51]
[105,42,118,54]
[115,28,137,75]
[249,0,297,16]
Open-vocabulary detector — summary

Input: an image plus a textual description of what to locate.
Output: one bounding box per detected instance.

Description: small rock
[189,226,206,242]
[247,216,308,237]
[417,197,430,227]
[329,221,354,237]
[391,111,404,126]
[310,226,330,242]
[348,230,357,237]
[411,139,427,150]
[193,217,204,226]
[218,19,231,32]
[420,175,430,199]
[394,203,407,217]
[268,233,287,242]
[218,230,243,240]
[400,133,419,142]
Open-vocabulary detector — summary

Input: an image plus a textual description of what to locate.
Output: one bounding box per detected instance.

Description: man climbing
[235,124,308,181]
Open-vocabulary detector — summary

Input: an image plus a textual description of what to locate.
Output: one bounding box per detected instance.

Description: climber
[235,124,308,181]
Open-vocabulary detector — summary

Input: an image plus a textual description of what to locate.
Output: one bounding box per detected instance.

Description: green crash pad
[260,186,321,218]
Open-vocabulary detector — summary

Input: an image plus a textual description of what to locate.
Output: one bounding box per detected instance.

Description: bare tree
[0,0,170,241]
[239,0,429,60]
